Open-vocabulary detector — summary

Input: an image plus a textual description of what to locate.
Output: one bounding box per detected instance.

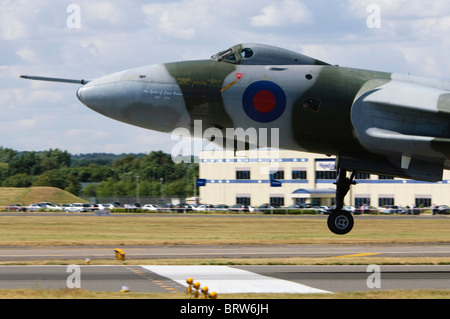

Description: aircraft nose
[76,85,98,109]
[76,86,84,104]
[75,72,124,115]
[75,64,191,132]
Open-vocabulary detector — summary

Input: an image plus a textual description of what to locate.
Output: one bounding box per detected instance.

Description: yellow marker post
[114,248,126,261]
[209,291,218,299]
[201,286,208,299]
[186,277,193,295]
[193,282,201,299]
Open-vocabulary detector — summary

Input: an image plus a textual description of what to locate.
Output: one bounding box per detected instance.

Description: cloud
[1,0,449,155]
[64,129,109,140]
[251,0,313,27]
[142,0,218,40]
[347,0,450,19]
[15,48,36,62]
[0,1,38,40]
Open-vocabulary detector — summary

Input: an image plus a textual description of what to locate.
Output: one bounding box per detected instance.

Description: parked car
[173,204,194,212]
[98,203,118,210]
[142,204,160,211]
[63,204,83,213]
[229,204,255,212]
[213,204,229,211]
[256,204,279,212]
[379,205,405,214]
[193,204,214,211]
[6,204,27,212]
[343,206,356,213]
[38,202,63,210]
[313,206,330,214]
[287,203,312,209]
[27,203,45,212]
[432,205,450,215]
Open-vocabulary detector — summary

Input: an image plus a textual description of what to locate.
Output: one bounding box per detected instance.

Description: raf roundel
[242,81,287,123]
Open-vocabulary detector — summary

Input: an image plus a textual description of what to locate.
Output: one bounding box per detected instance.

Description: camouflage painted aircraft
[21,43,450,234]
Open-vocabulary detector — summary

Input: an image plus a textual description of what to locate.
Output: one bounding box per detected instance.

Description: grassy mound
[0,187,88,206]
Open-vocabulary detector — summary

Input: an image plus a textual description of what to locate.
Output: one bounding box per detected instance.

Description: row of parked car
[5,202,119,212]
[4,202,449,215]
[142,203,450,215]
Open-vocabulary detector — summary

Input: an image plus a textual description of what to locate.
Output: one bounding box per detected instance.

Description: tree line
[0,147,198,199]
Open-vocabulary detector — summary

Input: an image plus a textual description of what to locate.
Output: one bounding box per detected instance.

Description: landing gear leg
[327,169,356,235]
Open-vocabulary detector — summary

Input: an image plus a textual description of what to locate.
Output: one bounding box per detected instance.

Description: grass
[0,213,448,299]
[0,187,87,206]
[2,257,449,267]
[0,214,448,246]
[0,288,448,299]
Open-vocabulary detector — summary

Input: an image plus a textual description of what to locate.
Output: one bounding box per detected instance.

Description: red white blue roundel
[242,81,286,123]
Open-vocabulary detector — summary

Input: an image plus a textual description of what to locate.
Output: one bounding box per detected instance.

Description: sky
[1,0,449,155]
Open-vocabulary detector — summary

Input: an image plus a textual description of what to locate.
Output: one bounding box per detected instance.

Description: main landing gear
[327,169,356,235]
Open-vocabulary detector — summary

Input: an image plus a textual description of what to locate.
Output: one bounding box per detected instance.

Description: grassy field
[0,213,448,299]
[0,213,448,246]
[0,187,87,206]
[0,288,449,299]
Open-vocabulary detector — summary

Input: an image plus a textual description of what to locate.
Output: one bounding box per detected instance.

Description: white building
[199,149,450,208]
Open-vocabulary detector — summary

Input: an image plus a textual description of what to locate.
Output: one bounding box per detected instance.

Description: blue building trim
[206,179,309,184]
[204,179,450,185]
[201,158,309,163]
[316,179,450,184]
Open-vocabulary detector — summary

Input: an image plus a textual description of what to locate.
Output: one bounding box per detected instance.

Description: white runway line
[141,265,330,294]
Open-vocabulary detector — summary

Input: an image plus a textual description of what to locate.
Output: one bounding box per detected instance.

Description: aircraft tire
[327,210,354,235]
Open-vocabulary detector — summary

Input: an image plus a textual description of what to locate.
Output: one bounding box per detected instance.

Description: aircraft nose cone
[76,86,85,104]
[75,79,118,114]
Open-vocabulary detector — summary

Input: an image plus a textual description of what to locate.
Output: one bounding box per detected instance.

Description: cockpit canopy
[211,43,330,66]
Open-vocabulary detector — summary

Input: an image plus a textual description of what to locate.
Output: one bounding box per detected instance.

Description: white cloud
[251,0,313,27]
[347,0,450,19]
[15,48,36,62]
[1,0,449,154]
[64,129,109,140]
[143,0,215,40]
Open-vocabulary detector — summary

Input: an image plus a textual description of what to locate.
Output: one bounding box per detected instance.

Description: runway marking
[329,253,380,258]
[141,265,330,294]
[127,266,184,293]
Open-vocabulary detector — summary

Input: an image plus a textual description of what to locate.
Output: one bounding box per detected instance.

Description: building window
[270,197,284,207]
[415,198,431,207]
[236,197,251,206]
[379,197,394,206]
[355,173,370,179]
[379,175,394,179]
[236,170,250,180]
[292,170,307,180]
[355,197,370,207]
[315,171,337,180]
[271,170,284,180]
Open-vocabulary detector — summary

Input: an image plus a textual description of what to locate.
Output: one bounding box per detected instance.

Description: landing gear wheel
[327,210,354,235]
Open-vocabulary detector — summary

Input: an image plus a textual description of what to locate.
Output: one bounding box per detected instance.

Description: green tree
[40,149,71,171]
[65,173,81,196]
[82,183,98,197]
[2,173,33,187]
[33,170,66,189]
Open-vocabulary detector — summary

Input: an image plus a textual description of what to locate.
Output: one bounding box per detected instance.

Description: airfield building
[198,150,450,208]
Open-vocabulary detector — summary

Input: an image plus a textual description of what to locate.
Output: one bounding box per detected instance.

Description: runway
[0,243,449,260]
[0,243,449,294]
[0,265,448,293]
